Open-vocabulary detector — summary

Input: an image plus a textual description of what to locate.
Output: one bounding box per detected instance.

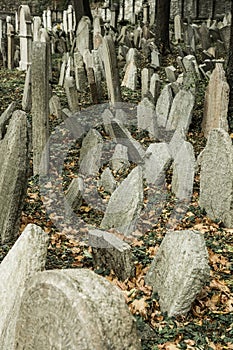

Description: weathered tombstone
[141,67,151,98]
[63,10,68,34]
[202,63,229,138]
[47,9,52,31]
[155,84,173,128]
[165,65,177,83]
[168,127,186,159]
[18,5,32,70]
[0,101,16,139]
[199,22,211,50]
[31,40,49,175]
[101,166,144,236]
[121,60,138,90]
[64,76,80,113]
[137,97,158,138]
[0,224,48,350]
[150,73,161,104]
[14,269,141,349]
[58,53,68,87]
[102,35,122,103]
[7,21,14,69]
[143,142,172,184]
[171,141,195,201]
[89,229,134,280]
[49,94,62,120]
[74,50,88,91]
[110,144,130,172]
[0,111,29,244]
[199,128,233,226]
[22,66,31,112]
[166,89,194,132]
[174,14,182,42]
[151,49,160,68]
[145,230,210,317]
[79,129,103,176]
[98,167,116,194]
[32,16,41,42]
[65,176,83,211]
[76,16,91,57]
[93,16,103,49]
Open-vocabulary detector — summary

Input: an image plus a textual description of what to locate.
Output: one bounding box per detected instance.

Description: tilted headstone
[74,50,88,91]
[166,89,194,132]
[64,76,80,113]
[165,65,177,83]
[0,111,29,244]
[110,144,130,172]
[171,140,195,201]
[202,63,229,138]
[121,60,138,90]
[79,129,103,176]
[102,35,122,103]
[18,5,32,70]
[98,167,116,194]
[145,230,210,317]
[141,67,151,98]
[150,73,161,104]
[155,84,173,128]
[199,128,233,227]
[65,176,84,211]
[0,101,16,139]
[14,269,141,349]
[49,94,62,120]
[137,97,158,139]
[89,229,135,280]
[101,166,144,236]
[7,21,14,69]
[0,224,48,350]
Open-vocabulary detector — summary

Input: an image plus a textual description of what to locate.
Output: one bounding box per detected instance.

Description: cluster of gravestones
[0,1,232,348]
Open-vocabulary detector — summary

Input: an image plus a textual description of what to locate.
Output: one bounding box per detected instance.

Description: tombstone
[199,128,233,227]
[31,40,49,175]
[168,127,186,159]
[42,10,47,29]
[141,67,151,98]
[151,49,160,69]
[137,97,158,139]
[102,35,122,103]
[93,16,103,50]
[65,176,83,211]
[202,63,229,138]
[22,66,32,112]
[171,141,195,201]
[98,167,116,194]
[166,89,194,132]
[143,142,172,185]
[0,102,17,139]
[0,111,29,244]
[110,144,130,172]
[64,76,80,113]
[121,61,138,90]
[0,224,48,350]
[47,9,52,31]
[63,10,68,34]
[33,16,41,42]
[174,14,182,42]
[165,65,177,83]
[18,5,32,71]
[49,95,62,120]
[182,54,200,91]
[89,229,134,280]
[101,166,144,236]
[219,25,230,51]
[155,84,173,128]
[74,50,88,91]
[76,16,91,57]
[199,22,211,50]
[150,73,161,104]
[14,269,141,349]
[58,53,68,86]
[79,129,103,176]
[92,49,104,100]
[7,22,14,69]
[67,5,73,34]
[145,230,210,317]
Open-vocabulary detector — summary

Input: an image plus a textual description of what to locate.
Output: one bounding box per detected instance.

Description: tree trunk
[155,0,171,55]
[226,0,233,130]
[72,0,92,28]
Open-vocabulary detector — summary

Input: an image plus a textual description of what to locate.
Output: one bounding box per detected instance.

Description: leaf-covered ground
[0,51,232,350]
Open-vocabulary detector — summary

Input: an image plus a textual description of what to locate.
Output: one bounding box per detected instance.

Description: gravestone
[155,84,173,128]
[89,229,134,280]
[74,50,88,91]
[64,76,80,113]
[65,177,84,211]
[141,67,151,98]
[199,128,233,227]
[79,129,103,176]
[14,269,141,349]
[101,166,144,236]
[110,144,130,172]
[202,63,229,138]
[166,89,194,132]
[31,40,49,175]
[18,5,32,71]
[165,65,177,83]
[98,167,116,194]
[0,101,16,139]
[145,230,210,317]
[33,16,41,42]
[22,66,31,112]
[171,141,195,201]
[150,73,161,104]
[49,95,62,120]
[174,14,182,42]
[7,21,14,69]
[121,60,138,90]
[137,97,158,139]
[0,110,29,244]
[76,16,91,57]
[102,35,122,103]
[0,224,48,350]
[143,142,172,185]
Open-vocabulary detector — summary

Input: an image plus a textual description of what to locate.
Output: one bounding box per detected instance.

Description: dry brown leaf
[130,297,148,317]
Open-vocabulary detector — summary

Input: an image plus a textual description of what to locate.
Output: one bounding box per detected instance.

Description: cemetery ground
[0,53,232,350]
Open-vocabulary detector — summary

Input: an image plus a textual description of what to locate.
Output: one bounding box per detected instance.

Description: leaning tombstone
[79,129,103,176]
[145,230,210,317]
[155,84,173,128]
[0,110,29,244]
[14,269,141,349]
[0,101,16,139]
[137,97,158,139]
[64,76,80,113]
[18,5,32,70]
